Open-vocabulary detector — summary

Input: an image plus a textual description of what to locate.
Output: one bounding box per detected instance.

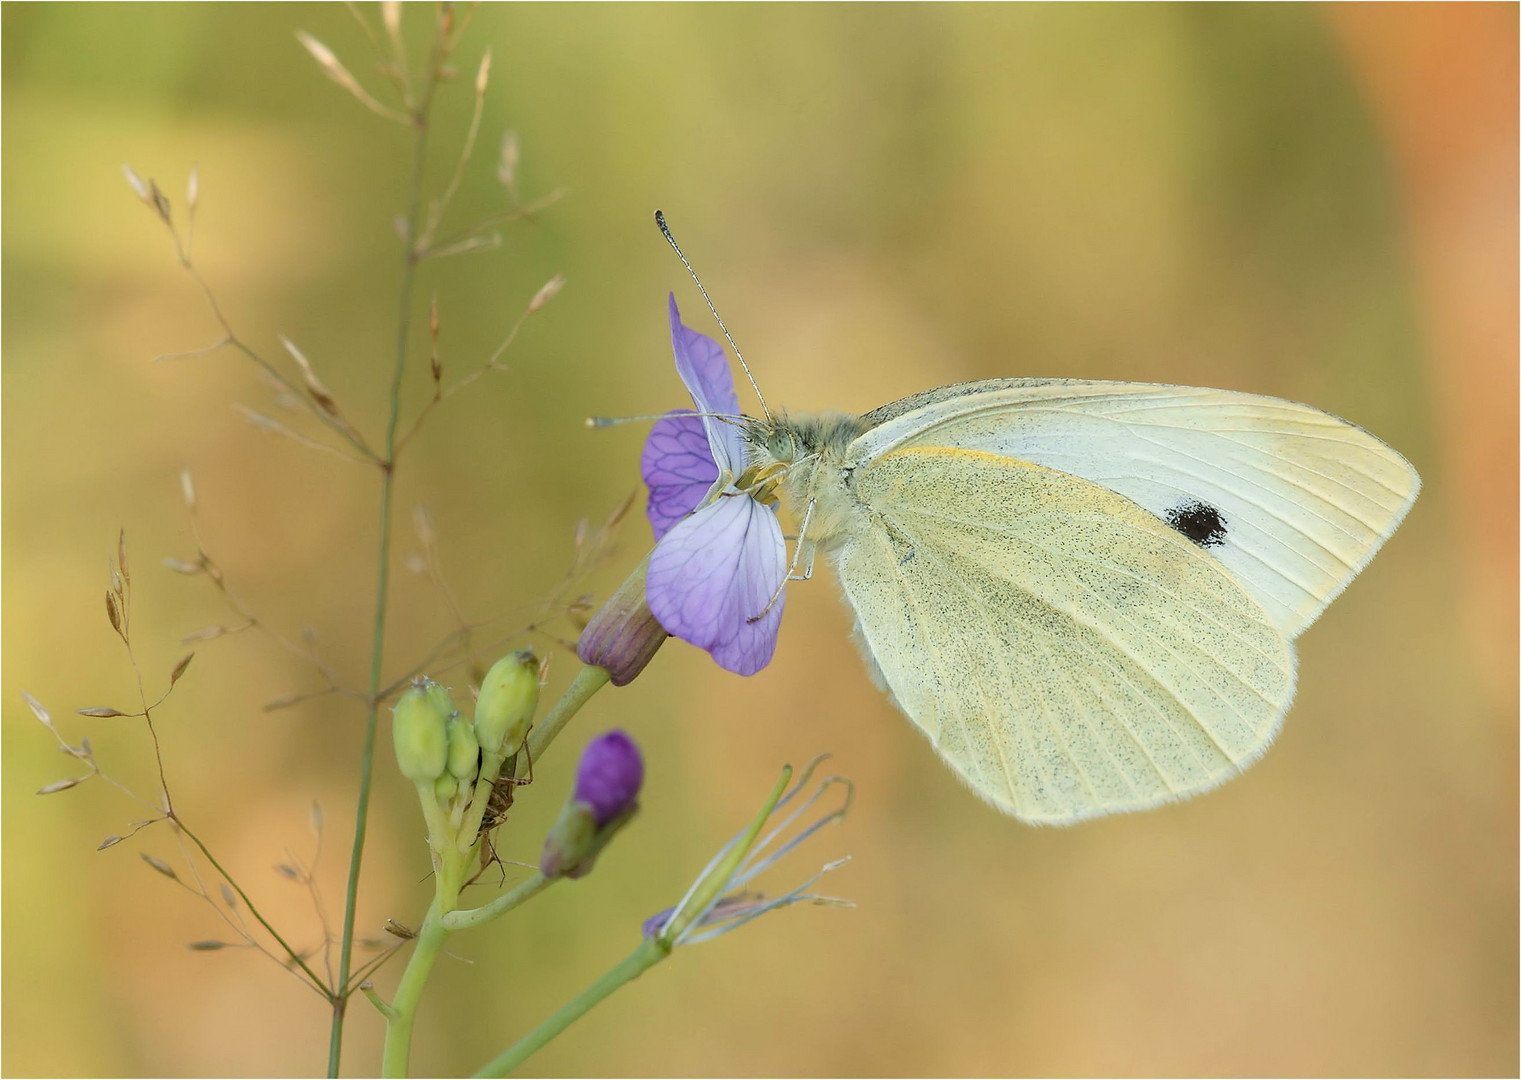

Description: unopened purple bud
[576,558,668,686]
[574,730,644,825]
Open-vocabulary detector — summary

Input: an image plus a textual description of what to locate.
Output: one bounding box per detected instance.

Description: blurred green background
[4,3,1516,1076]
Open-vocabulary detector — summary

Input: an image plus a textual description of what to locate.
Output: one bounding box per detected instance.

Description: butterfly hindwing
[853,379,1420,639]
[832,446,1296,824]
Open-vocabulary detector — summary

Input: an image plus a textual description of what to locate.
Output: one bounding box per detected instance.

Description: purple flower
[641,296,787,676]
[640,892,763,940]
[641,755,854,946]
[574,729,644,825]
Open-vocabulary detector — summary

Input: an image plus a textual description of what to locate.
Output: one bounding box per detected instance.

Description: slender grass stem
[472,937,670,1078]
[328,22,447,1075]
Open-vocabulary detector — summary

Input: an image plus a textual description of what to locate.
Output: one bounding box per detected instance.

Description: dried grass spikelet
[295,30,409,125]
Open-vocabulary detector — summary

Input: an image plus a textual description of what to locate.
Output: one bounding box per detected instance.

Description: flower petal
[573,730,645,825]
[646,493,786,677]
[641,411,720,541]
[669,294,745,475]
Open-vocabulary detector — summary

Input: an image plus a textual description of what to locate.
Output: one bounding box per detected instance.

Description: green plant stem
[521,664,611,774]
[329,35,446,1077]
[660,766,791,944]
[450,659,612,861]
[443,871,551,931]
[472,937,670,1078]
[381,885,456,1078]
[379,849,551,1073]
[455,749,507,855]
[361,984,399,1022]
[415,781,452,855]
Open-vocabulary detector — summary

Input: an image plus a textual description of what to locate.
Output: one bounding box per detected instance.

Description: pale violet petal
[669,294,746,476]
[641,411,720,541]
[646,492,786,677]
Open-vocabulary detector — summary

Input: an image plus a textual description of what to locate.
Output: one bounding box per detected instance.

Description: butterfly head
[744,412,866,471]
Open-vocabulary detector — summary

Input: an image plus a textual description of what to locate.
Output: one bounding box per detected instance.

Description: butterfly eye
[766,429,797,462]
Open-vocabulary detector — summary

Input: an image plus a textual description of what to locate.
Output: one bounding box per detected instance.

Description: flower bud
[538,800,598,879]
[573,730,644,825]
[392,678,450,783]
[474,651,540,757]
[576,558,668,686]
[424,679,459,724]
[539,730,644,879]
[446,713,480,782]
[434,773,459,802]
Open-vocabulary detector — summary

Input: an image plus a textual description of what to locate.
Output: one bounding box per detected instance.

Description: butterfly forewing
[853,379,1420,639]
[834,447,1296,824]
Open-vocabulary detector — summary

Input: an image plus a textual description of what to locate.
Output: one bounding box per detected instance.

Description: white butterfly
[646,213,1419,825]
[744,378,1419,824]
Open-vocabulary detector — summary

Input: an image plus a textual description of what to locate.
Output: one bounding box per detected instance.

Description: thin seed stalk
[177,819,329,994]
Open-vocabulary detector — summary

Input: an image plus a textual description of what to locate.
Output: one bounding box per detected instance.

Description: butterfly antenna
[655,209,773,422]
[587,411,748,428]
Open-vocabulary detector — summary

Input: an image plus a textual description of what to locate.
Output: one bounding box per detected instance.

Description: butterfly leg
[749,498,815,622]
[790,543,816,582]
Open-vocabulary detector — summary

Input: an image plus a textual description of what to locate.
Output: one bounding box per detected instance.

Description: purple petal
[669,294,745,475]
[641,906,675,938]
[646,493,786,677]
[573,730,644,825]
[641,411,719,541]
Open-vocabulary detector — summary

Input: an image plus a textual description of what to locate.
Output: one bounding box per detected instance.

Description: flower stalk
[441,871,551,932]
[469,759,852,1076]
[521,663,611,770]
[381,723,643,1077]
[379,759,495,1076]
[471,936,669,1079]
[380,865,462,1077]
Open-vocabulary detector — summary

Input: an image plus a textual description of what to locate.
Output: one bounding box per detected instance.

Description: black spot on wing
[1165,499,1228,546]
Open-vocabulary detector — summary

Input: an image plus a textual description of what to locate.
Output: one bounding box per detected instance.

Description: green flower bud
[538,800,598,880]
[424,679,459,724]
[392,678,451,783]
[474,651,540,757]
[434,773,459,802]
[446,713,480,782]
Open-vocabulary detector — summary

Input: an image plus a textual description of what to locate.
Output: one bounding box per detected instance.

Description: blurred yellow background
[4,4,1515,1076]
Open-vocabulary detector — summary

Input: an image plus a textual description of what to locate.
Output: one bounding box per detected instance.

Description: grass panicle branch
[29,534,334,998]
[89,9,687,1077]
[123,160,383,465]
